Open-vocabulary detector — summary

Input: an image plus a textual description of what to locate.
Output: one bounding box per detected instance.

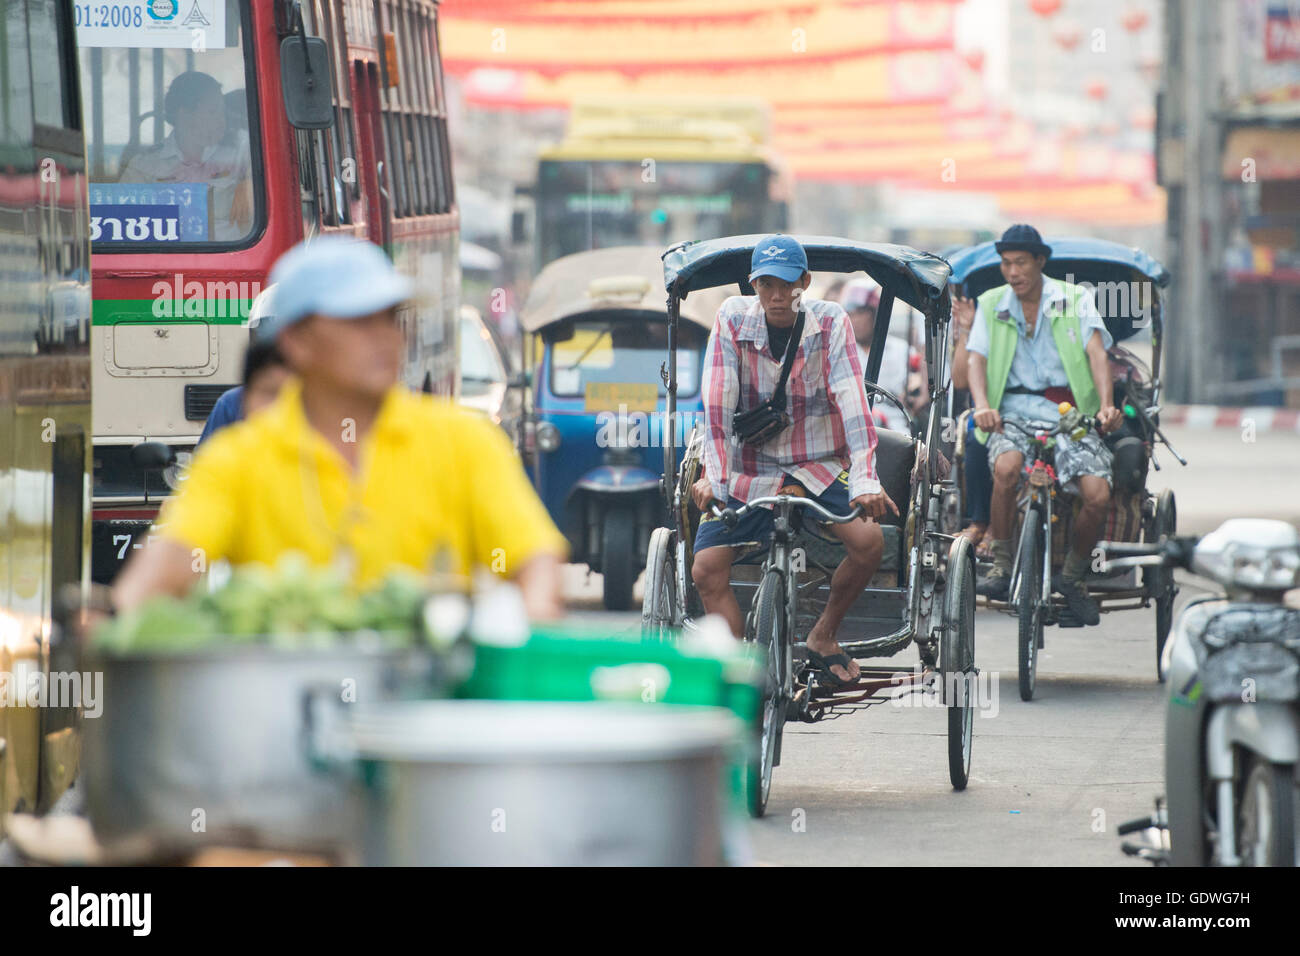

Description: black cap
[994,224,1051,259]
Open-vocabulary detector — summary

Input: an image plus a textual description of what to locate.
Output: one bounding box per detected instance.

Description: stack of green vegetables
[94,556,432,653]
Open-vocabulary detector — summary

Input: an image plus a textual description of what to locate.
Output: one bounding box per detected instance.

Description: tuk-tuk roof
[521,246,730,333]
[661,234,952,314]
[946,237,1170,294]
[946,237,1169,344]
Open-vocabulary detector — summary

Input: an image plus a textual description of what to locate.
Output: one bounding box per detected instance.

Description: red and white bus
[77,0,460,582]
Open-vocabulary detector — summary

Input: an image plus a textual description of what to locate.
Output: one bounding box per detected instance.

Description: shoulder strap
[770,308,806,406]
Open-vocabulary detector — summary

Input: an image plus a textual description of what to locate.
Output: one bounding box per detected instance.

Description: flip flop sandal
[975,540,995,561]
[805,649,857,689]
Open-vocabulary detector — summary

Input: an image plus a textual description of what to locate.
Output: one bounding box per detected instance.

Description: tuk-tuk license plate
[585,383,658,413]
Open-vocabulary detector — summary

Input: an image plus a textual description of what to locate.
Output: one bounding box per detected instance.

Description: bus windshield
[536,159,777,267]
[76,0,259,249]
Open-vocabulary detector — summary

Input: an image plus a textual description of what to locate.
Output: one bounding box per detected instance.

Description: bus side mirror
[280,35,336,130]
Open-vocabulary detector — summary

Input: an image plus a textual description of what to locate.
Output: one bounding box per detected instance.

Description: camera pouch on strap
[733,309,805,446]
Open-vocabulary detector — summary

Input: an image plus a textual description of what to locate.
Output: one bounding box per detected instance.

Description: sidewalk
[1159,405,1300,433]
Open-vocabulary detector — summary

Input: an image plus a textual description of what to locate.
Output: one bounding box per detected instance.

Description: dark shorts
[693,471,851,553]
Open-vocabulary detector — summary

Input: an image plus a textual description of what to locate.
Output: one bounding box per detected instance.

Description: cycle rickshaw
[944,238,1187,696]
[641,235,977,816]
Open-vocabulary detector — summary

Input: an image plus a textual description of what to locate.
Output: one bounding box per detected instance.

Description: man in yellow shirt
[114,236,567,618]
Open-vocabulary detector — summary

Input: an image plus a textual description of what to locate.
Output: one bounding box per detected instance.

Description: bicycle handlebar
[710,496,864,529]
[1097,536,1199,571]
[999,414,1100,440]
[1116,813,1166,836]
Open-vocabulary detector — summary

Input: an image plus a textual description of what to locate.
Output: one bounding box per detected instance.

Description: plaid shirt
[702,295,881,505]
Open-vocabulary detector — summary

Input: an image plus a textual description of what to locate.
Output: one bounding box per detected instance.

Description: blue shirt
[198,386,243,446]
[965,277,1111,422]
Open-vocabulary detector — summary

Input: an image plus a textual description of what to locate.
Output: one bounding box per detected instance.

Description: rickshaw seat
[872,427,913,528]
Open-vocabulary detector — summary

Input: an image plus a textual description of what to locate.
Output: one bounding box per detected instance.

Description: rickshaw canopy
[521,246,731,333]
[661,234,952,315]
[946,237,1170,343]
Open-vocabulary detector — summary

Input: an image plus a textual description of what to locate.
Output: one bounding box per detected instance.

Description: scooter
[1104,519,1300,866]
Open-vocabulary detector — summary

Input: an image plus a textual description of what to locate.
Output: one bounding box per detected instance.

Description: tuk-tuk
[520,246,731,610]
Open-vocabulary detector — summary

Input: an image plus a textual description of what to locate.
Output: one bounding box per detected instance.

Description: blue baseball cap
[749,235,808,284]
[255,235,414,342]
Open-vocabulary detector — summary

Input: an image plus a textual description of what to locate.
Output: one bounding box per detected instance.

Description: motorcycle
[1105,519,1300,866]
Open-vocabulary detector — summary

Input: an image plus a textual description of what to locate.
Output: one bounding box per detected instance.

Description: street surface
[3,426,1288,867]
[565,423,1299,865]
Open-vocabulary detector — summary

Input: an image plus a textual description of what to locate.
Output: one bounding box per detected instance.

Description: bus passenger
[118,71,253,241]
[114,237,568,620]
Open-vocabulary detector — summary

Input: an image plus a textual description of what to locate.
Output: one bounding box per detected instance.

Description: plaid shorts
[985,419,1114,492]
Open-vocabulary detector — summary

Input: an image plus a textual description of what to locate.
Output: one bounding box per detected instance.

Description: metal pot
[81,640,431,860]
[346,700,741,866]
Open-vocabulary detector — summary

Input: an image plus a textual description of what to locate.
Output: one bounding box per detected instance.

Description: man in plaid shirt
[691,236,899,685]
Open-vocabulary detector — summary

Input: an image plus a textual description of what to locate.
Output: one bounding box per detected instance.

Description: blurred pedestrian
[840,277,912,433]
[951,285,992,553]
[115,236,568,619]
[196,338,292,446]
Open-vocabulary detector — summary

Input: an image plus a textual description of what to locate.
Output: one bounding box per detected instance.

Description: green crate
[458,624,759,720]
[454,622,762,827]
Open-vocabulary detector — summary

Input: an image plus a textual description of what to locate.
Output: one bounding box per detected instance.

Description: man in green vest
[958,225,1123,625]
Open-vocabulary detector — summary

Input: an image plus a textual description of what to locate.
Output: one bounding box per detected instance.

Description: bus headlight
[536,422,561,453]
[162,450,193,491]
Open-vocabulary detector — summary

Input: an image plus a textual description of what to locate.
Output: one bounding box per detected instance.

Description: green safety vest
[974,281,1101,445]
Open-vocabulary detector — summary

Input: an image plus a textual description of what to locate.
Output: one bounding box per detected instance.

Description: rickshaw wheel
[1145,489,1177,682]
[601,507,636,611]
[640,527,677,643]
[1016,507,1043,702]
[942,536,975,791]
[746,569,786,818]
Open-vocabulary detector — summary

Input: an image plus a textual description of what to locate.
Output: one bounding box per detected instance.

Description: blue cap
[749,235,808,284]
[255,235,414,342]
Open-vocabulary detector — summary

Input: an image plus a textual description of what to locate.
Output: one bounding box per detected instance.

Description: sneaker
[976,568,1010,601]
[1055,576,1100,626]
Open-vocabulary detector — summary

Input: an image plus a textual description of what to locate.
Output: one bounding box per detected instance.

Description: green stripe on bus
[92,299,256,326]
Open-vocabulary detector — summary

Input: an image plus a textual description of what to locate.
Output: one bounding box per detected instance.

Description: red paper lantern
[1086,78,1108,100]
[963,49,985,71]
[1121,7,1149,32]
[1052,21,1082,50]
[1029,0,1063,18]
